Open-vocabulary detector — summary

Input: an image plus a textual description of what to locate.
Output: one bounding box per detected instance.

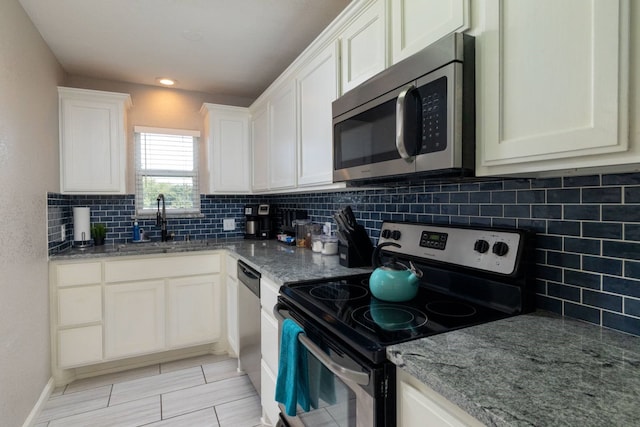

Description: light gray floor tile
[162,374,257,419]
[110,366,205,406]
[50,386,65,398]
[215,394,262,427]
[48,395,160,427]
[203,358,242,383]
[65,364,160,394]
[33,423,49,427]
[143,407,219,427]
[161,353,230,373]
[36,384,111,423]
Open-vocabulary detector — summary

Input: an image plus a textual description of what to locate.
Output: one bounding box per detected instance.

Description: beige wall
[0,1,65,425]
[65,76,253,193]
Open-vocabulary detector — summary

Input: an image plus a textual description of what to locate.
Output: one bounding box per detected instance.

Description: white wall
[0,1,65,425]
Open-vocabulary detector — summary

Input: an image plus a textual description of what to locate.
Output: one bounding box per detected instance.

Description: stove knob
[492,241,509,256]
[391,230,402,240]
[473,239,490,254]
[381,229,391,239]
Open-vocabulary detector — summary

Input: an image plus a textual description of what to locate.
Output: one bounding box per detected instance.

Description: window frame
[134,126,201,217]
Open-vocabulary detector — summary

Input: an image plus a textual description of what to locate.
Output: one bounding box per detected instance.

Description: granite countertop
[50,239,371,285]
[387,311,640,427]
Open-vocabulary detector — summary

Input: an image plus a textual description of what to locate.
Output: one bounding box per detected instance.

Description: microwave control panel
[419,75,447,154]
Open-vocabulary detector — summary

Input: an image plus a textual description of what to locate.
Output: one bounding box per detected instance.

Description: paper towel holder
[73,206,92,249]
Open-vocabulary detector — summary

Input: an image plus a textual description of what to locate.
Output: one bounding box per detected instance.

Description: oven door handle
[273,305,370,387]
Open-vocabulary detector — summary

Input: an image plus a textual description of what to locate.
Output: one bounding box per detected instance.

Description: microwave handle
[396,84,417,161]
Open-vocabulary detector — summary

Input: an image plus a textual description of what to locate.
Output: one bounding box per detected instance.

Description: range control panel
[379,222,523,276]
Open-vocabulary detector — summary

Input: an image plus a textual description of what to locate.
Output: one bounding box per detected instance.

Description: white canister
[321,235,339,255]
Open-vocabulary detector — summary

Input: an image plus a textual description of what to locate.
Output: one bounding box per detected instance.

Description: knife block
[338,224,373,268]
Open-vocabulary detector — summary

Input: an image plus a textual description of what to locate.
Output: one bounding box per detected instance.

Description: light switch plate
[60,224,66,242]
[223,218,236,231]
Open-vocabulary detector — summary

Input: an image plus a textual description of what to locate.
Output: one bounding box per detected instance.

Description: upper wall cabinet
[390,0,470,64]
[251,102,270,192]
[340,0,387,93]
[58,87,131,194]
[297,41,340,187]
[269,81,298,190]
[201,103,251,194]
[476,0,633,177]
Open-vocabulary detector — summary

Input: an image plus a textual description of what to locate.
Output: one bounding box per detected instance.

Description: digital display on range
[420,231,447,250]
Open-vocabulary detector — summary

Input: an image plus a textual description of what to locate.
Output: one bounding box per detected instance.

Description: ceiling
[19,0,351,101]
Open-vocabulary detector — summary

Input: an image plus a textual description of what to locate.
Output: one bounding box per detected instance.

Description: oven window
[288,351,357,427]
[334,98,397,170]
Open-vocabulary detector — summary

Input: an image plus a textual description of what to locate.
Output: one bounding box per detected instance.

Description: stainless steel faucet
[156,194,169,242]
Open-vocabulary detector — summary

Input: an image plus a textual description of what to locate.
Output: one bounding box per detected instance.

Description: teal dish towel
[275,318,310,416]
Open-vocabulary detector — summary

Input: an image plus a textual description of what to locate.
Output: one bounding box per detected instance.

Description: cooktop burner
[353,303,428,332]
[426,301,477,317]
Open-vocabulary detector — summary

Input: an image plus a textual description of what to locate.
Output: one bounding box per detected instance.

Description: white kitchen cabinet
[58,87,131,194]
[251,102,270,192]
[397,369,485,427]
[57,286,102,327]
[390,0,469,63]
[297,41,339,186]
[269,80,298,190]
[339,0,387,93]
[476,0,633,177]
[167,274,221,348]
[201,103,251,193]
[260,276,280,426]
[104,280,166,359]
[226,255,239,356]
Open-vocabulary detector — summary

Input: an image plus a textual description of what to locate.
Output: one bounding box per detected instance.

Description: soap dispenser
[132,220,140,241]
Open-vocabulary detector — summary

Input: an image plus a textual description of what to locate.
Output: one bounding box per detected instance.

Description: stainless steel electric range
[274,221,535,427]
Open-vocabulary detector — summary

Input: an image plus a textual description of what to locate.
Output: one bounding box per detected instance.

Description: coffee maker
[244,204,272,239]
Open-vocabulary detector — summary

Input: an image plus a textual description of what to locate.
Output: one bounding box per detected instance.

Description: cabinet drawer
[58,325,103,368]
[261,308,279,374]
[58,285,102,326]
[104,253,220,283]
[56,262,101,287]
[260,277,279,317]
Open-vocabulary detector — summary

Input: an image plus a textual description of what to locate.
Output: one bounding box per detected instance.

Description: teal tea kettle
[369,242,423,302]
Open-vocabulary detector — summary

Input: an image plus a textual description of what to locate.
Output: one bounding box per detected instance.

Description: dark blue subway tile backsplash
[48,171,640,337]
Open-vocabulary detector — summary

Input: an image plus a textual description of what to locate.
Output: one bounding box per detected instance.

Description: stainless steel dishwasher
[237,260,261,395]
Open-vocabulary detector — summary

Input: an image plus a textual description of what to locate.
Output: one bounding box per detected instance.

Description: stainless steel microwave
[332,33,475,183]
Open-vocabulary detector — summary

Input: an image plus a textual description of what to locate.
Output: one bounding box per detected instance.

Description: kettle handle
[372,242,402,268]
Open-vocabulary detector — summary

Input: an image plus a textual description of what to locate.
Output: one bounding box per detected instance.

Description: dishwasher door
[237,260,261,395]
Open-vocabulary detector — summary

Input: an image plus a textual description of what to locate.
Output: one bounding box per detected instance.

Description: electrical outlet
[223,218,236,231]
[60,224,66,242]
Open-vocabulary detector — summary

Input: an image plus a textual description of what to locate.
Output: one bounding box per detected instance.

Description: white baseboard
[22,377,54,427]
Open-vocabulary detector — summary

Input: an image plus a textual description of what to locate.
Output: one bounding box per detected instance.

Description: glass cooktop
[279,275,512,364]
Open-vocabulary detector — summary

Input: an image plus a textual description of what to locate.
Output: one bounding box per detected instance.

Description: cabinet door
[269,81,297,189]
[260,308,279,375]
[203,104,251,193]
[251,104,270,191]
[398,370,485,427]
[340,0,387,93]
[476,0,630,176]
[261,359,279,426]
[104,280,165,359]
[167,274,221,348]
[390,0,469,63]
[226,275,239,356]
[58,87,130,194]
[297,41,339,186]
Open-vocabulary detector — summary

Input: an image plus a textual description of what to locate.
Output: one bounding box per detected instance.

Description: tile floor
[35,354,266,427]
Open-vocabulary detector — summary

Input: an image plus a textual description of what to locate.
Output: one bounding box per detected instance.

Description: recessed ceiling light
[157,78,177,86]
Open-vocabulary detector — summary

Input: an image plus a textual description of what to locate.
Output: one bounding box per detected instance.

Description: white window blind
[134,126,201,216]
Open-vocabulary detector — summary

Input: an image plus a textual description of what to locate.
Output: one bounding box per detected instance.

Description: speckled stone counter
[387,311,640,427]
[50,239,371,285]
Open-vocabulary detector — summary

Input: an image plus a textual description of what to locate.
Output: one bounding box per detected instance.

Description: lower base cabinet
[397,369,485,427]
[50,253,223,383]
[261,359,279,426]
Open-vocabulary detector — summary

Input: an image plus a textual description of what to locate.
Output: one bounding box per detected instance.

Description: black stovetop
[279,274,513,364]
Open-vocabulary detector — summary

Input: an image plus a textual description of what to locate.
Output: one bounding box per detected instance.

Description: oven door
[274,304,391,427]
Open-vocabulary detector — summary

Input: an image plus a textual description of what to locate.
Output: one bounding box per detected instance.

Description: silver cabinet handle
[396,84,417,161]
[273,305,370,386]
